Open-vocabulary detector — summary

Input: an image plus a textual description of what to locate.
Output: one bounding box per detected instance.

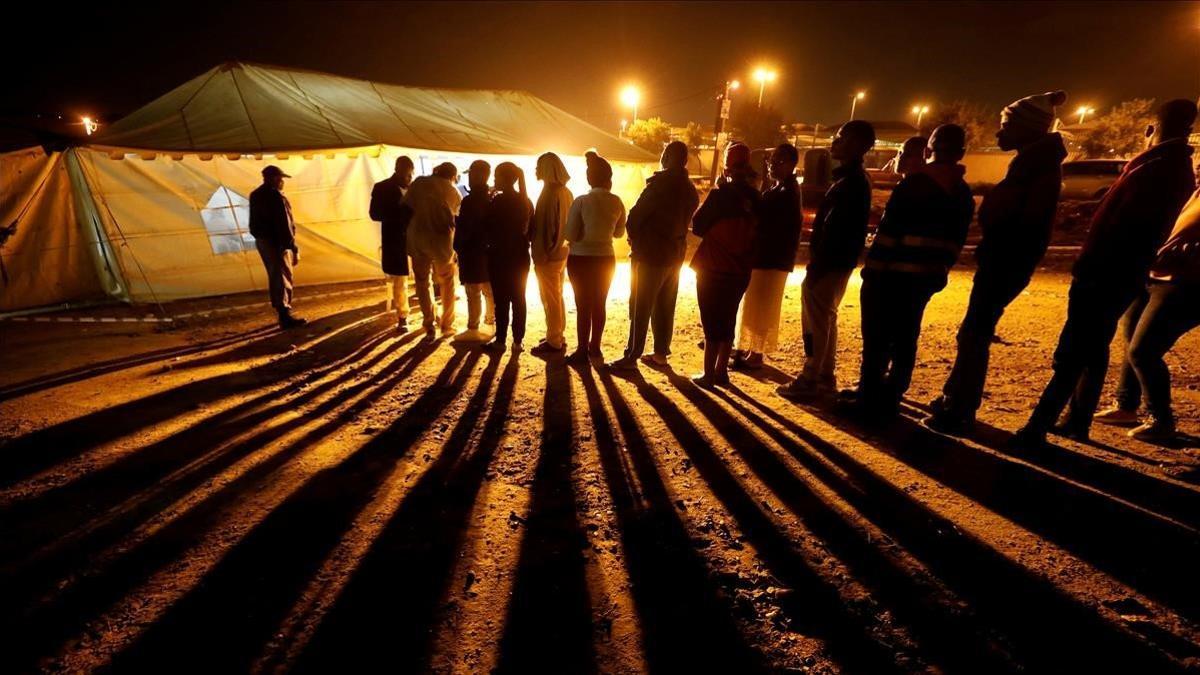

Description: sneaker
[691,373,716,388]
[1129,417,1177,445]
[713,371,731,387]
[483,338,506,353]
[776,379,828,401]
[396,318,409,334]
[608,356,639,372]
[531,340,566,355]
[278,313,308,329]
[453,329,490,343]
[1050,420,1090,442]
[732,352,763,370]
[1094,406,1141,427]
[565,349,590,365]
[640,353,670,368]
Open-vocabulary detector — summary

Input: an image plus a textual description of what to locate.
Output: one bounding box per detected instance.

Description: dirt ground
[2,261,1199,674]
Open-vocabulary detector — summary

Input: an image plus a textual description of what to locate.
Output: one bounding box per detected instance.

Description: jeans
[491,262,530,344]
[859,273,935,404]
[1027,278,1143,432]
[624,261,681,359]
[535,258,568,348]
[411,256,458,332]
[940,267,1032,416]
[464,282,494,331]
[1114,282,1200,421]
[799,267,853,389]
[256,240,295,312]
[566,255,616,350]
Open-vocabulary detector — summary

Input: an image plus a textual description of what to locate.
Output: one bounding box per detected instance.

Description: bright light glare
[753,68,778,83]
[81,116,98,135]
[729,80,740,90]
[856,91,866,100]
[619,85,641,108]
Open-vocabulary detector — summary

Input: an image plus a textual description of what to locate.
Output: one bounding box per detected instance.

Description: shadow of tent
[724,385,1195,670]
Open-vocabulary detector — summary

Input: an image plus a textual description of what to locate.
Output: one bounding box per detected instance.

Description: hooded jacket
[864,162,975,291]
[530,154,573,265]
[806,160,872,277]
[690,177,760,277]
[1072,139,1196,287]
[754,175,803,271]
[1150,187,1200,285]
[973,132,1067,277]
[404,175,462,263]
[625,166,701,267]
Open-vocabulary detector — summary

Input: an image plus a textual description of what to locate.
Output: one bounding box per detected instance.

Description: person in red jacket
[690,142,760,387]
[1014,99,1197,447]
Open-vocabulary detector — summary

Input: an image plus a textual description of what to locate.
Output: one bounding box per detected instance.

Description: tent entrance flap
[65,148,129,303]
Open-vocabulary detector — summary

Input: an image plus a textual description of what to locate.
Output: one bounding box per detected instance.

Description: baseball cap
[262,165,292,178]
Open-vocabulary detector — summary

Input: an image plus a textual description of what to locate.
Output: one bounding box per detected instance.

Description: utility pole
[709,79,739,184]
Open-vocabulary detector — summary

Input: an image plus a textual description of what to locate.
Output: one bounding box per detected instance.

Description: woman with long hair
[483,162,534,353]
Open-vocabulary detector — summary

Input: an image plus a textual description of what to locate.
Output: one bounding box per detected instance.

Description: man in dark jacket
[370,156,414,331]
[927,91,1069,434]
[249,165,306,329]
[1015,99,1197,446]
[609,140,700,371]
[845,125,975,415]
[778,120,874,399]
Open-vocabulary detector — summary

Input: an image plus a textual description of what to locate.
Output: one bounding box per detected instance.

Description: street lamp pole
[753,68,777,108]
[912,105,929,130]
[1076,106,1095,125]
[850,91,865,120]
[710,79,739,183]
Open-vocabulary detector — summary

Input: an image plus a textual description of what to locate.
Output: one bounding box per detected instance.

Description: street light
[710,78,740,183]
[850,91,866,120]
[619,119,628,138]
[1076,105,1096,125]
[753,68,778,108]
[81,116,98,135]
[620,85,642,122]
[911,105,930,129]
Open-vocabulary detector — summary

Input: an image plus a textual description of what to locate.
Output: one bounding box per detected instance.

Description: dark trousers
[695,270,751,342]
[859,274,936,405]
[567,255,616,350]
[490,261,529,344]
[624,261,681,359]
[1027,279,1143,432]
[940,267,1032,416]
[1114,281,1200,421]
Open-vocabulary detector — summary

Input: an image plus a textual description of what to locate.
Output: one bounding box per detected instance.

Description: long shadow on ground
[725,385,1194,671]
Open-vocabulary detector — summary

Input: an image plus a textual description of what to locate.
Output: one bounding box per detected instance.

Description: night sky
[4,1,1199,132]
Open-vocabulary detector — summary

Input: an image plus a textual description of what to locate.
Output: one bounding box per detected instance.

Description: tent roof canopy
[96,61,657,162]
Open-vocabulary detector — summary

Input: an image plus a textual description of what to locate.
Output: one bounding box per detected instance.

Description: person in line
[690,142,761,387]
[926,91,1069,434]
[843,125,975,415]
[1095,186,1200,442]
[777,121,875,400]
[483,162,534,354]
[453,159,495,343]
[732,142,803,370]
[530,152,574,355]
[369,156,415,332]
[249,165,306,329]
[404,162,462,340]
[608,141,700,371]
[564,151,626,364]
[1015,99,1196,447]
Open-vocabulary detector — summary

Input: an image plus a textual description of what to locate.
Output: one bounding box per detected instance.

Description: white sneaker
[453,329,490,343]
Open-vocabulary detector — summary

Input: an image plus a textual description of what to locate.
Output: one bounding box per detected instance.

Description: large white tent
[0,62,658,313]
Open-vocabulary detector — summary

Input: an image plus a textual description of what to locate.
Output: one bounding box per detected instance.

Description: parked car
[1061,159,1127,200]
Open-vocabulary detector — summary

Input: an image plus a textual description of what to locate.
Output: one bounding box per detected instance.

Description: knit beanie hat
[584,150,613,188]
[725,142,751,170]
[1002,90,1068,134]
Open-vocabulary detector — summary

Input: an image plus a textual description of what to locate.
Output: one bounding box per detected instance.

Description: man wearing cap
[249,165,306,329]
[404,162,462,338]
[927,91,1069,434]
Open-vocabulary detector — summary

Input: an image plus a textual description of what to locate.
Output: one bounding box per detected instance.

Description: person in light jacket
[529,152,574,355]
[404,162,462,339]
[564,151,626,364]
